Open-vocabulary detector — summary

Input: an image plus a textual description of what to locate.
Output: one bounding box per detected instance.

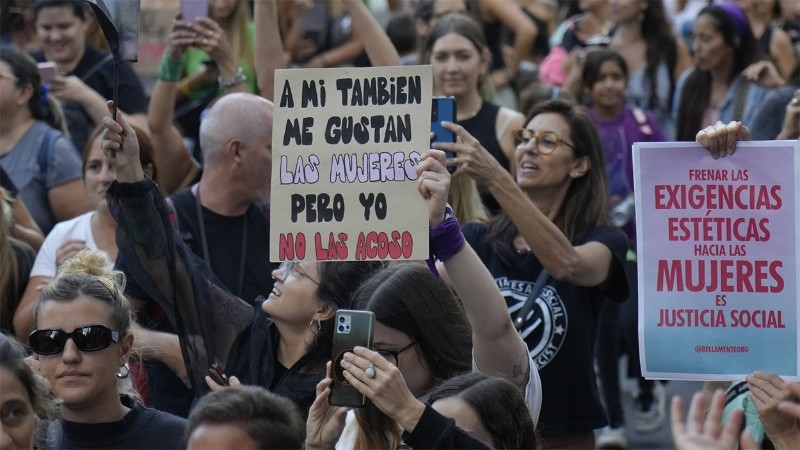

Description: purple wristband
[426,216,465,279]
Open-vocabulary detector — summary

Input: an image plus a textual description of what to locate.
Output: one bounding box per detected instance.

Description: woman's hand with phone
[306,362,348,450]
[166,13,198,60]
[191,17,237,74]
[204,363,240,392]
[340,347,426,433]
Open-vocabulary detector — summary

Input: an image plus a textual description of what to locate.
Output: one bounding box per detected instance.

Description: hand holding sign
[695,121,751,159]
[415,150,450,228]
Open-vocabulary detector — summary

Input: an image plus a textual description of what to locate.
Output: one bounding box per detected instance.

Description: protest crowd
[1,0,800,448]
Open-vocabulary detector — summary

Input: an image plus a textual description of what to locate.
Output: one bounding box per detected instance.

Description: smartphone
[37,62,57,84]
[181,0,208,21]
[208,361,229,386]
[431,96,457,173]
[329,310,375,407]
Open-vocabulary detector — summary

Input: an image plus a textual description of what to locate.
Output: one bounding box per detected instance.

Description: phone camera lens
[339,316,346,323]
[338,325,344,332]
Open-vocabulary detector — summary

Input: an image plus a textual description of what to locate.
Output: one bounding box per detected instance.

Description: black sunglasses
[28,325,121,355]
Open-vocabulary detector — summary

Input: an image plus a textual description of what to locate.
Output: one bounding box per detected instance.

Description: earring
[117,362,130,379]
[309,319,321,346]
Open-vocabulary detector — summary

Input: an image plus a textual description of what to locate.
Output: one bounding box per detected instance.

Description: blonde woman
[29,250,187,448]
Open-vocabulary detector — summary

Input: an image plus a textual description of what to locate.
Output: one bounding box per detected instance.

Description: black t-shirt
[169,188,278,303]
[463,222,628,437]
[55,402,187,449]
[31,46,148,154]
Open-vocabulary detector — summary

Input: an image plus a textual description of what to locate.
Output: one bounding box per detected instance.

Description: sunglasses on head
[28,325,121,355]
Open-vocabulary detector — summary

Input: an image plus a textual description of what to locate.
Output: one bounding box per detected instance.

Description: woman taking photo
[13,125,156,341]
[424,13,525,214]
[101,104,384,416]
[28,250,187,448]
[0,48,90,235]
[674,3,771,141]
[437,100,629,448]
[303,149,541,449]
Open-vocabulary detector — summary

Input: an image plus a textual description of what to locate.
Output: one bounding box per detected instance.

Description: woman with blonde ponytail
[29,250,187,449]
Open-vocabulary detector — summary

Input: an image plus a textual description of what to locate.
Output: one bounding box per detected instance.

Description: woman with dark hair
[99,105,386,418]
[423,12,524,215]
[0,47,91,235]
[607,0,691,139]
[0,332,56,449]
[427,372,538,449]
[13,124,156,341]
[673,3,771,141]
[304,149,541,449]
[29,250,187,448]
[736,0,797,80]
[435,100,629,448]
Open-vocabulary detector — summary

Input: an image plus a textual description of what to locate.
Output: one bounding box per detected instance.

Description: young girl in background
[581,48,667,447]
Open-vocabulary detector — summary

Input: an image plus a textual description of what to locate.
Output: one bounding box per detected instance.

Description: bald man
[110,93,279,417]
[165,92,276,302]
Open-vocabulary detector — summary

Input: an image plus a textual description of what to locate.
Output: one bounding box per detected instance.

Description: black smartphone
[431,96,457,173]
[329,310,375,407]
[208,361,229,386]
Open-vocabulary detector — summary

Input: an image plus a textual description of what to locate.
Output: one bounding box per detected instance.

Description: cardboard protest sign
[634,141,800,381]
[270,66,433,262]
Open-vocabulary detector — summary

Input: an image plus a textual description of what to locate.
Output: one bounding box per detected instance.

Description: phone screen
[431,96,457,173]
[181,0,208,21]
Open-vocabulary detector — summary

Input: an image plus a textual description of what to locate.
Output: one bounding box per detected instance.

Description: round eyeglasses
[278,261,320,286]
[377,341,418,366]
[511,129,575,154]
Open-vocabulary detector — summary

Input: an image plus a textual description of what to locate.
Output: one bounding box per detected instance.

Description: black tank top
[459,101,509,169]
[459,101,509,214]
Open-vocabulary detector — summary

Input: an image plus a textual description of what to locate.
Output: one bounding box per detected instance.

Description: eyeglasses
[377,341,418,366]
[0,71,19,82]
[511,129,575,154]
[28,325,121,355]
[279,261,320,286]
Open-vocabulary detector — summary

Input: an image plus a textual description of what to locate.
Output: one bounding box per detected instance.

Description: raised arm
[148,16,201,194]
[418,150,533,393]
[480,0,536,80]
[436,122,616,287]
[102,103,252,392]
[254,0,287,101]
[342,0,401,66]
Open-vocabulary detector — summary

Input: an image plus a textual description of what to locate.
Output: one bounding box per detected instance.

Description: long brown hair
[350,264,472,449]
[490,100,607,261]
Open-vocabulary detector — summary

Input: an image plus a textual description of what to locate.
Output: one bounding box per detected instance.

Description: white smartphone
[37,62,58,84]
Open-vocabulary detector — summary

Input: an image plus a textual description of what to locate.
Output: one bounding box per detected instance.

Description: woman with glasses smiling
[98,104,386,418]
[434,99,630,449]
[28,249,187,449]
